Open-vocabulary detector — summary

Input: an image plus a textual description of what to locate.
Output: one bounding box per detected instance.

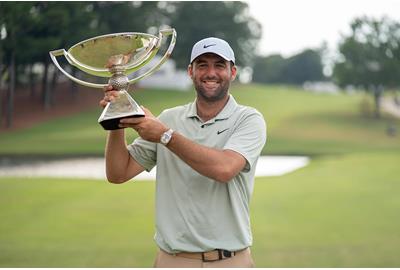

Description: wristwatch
[160,128,174,145]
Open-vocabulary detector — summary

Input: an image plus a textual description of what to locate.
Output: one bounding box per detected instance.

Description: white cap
[190,37,235,64]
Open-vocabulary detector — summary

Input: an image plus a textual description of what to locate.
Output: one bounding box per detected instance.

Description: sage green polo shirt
[128,95,266,253]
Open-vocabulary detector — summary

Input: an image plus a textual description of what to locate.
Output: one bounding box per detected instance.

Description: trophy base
[97,90,145,130]
[99,114,144,130]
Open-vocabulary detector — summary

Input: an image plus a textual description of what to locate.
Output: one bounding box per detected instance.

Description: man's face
[188,53,237,102]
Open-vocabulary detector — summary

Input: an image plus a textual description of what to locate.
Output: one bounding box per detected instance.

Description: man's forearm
[166,131,246,183]
[115,107,246,182]
[105,129,131,182]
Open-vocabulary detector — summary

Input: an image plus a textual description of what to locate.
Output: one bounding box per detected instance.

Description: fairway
[0,84,399,156]
[1,152,399,267]
[1,84,400,267]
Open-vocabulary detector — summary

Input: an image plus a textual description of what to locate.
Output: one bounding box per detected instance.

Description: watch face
[161,134,167,144]
[161,131,172,145]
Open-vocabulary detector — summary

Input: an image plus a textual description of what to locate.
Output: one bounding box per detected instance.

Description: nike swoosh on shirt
[217,128,229,135]
[203,44,216,49]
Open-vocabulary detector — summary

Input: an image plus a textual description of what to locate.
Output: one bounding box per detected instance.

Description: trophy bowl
[49,29,176,130]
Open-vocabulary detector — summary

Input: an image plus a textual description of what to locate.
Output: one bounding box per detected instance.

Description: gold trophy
[49,29,176,130]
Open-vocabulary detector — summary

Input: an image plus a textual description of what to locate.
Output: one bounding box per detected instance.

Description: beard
[193,76,231,102]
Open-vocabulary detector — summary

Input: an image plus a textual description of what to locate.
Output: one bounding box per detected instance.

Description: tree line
[0,1,261,127]
[251,16,400,118]
[1,2,400,127]
[253,49,325,84]
[334,16,400,117]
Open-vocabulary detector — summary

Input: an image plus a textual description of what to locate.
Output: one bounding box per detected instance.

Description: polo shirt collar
[185,94,238,121]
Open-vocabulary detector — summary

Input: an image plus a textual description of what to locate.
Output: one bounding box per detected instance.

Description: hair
[189,58,235,69]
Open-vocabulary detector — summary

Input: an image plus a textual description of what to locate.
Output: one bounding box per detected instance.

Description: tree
[283,49,325,84]
[165,1,262,69]
[92,2,165,34]
[333,16,400,118]
[0,2,34,127]
[28,2,100,109]
[0,2,261,127]
[252,49,325,85]
[252,54,285,84]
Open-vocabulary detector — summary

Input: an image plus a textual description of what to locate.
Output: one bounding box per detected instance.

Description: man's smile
[203,80,219,86]
[201,78,221,88]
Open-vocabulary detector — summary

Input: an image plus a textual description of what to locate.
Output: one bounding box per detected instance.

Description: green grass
[234,84,400,155]
[1,152,399,267]
[0,178,156,267]
[1,83,400,267]
[0,84,399,156]
[0,88,196,155]
[252,152,400,267]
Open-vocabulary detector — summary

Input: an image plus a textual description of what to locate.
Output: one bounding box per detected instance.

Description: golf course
[1,84,399,267]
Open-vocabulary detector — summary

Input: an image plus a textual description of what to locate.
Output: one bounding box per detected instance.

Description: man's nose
[205,66,217,77]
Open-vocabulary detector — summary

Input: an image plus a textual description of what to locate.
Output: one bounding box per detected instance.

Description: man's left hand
[119,106,168,143]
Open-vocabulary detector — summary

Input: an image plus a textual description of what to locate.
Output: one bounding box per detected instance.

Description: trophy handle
[128,28,177,84]
[49,49,106,89]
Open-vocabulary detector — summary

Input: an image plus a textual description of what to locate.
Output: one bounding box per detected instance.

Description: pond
[0,156,309,180]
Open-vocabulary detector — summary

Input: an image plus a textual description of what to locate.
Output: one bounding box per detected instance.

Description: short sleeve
[223,110,267,172]
[127,137,157,172]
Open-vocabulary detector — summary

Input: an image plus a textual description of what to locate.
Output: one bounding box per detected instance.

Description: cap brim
[191,51,234,64]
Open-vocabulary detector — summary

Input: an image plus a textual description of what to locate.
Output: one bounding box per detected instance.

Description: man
[100,37,267,267]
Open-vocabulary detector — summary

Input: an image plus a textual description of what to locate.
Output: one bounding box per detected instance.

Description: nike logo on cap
[203,44,216,49]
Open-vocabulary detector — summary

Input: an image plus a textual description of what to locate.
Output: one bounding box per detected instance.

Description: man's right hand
[99,85,119,108]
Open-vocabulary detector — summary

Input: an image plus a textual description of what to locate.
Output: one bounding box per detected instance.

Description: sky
[245,0,400,57]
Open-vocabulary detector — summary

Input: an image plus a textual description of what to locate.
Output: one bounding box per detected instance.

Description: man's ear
[230,65,237,81]
[187,64,193,78]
